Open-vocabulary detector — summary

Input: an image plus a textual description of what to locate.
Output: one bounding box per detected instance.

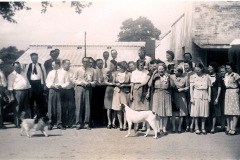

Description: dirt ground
[0,123,240,160]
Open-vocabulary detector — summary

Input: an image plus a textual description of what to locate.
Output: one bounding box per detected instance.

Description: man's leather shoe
[76,124,83,130]
[84,124,91,130]
[57,124,66,130]
[0,125,7,129]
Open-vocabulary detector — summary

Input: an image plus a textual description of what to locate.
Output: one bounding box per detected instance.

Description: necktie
[105,60,107,68]
[99,69,103,83]
[53,70,59,84]
[33,64,37,74]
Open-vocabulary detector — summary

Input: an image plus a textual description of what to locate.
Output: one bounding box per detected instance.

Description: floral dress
[152,73,172,116]
[224,72,240,115]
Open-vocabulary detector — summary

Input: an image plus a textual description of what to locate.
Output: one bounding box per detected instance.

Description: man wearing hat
[25,53,47,118]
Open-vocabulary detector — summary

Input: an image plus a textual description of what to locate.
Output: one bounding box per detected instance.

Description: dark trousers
[14,90,31,127]
[61,88,75,127]
[48,89,62,126]
[75,86,92,124]
[92,86,106,126]
[29,80,46,118]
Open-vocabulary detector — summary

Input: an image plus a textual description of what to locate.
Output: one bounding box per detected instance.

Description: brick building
[157,1,240,69]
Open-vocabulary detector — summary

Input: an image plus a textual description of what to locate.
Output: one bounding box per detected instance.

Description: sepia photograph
[0,0,240,159]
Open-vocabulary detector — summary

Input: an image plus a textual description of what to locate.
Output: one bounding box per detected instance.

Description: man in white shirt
[8,62,31,128]
[26,53,47,118]
[46,60,70,130]
[92,59,108,127]
[60,59,75,128]
[0,59,8,129]
[74,57,96,130]
[111,49,118,62]
[135,47,152,70]
[103,51,111,71]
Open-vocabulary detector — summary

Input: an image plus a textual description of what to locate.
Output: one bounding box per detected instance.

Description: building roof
[17,42,145,65]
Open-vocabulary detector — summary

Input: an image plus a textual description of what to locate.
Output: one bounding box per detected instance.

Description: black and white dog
[120,104,158,139]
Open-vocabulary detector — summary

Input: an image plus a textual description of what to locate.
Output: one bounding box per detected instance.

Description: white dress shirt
[8,70,31,90]
[46,69,71,89]
[25,63,46,84]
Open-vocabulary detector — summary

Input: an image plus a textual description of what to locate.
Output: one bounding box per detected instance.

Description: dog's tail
[20,111,26,120]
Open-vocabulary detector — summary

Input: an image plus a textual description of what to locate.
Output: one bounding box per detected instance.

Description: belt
[13,89,29,91]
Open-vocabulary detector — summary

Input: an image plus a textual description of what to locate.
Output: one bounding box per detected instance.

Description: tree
[0,1,92,23]
[118,16,161,42]
[0,46,25,76]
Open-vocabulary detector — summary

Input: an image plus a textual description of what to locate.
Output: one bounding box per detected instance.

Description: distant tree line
[0,46,24,76]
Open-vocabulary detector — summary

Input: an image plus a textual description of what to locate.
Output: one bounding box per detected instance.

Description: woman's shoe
[225,130,230,135]
[210,130,215,134]
[120,128,123,131]
[190,128,194,133]
[229,130,237,136]
[185,128,190,132]
[107,124,112,129]
[201,129,207,135]
[195,129,201,135]
[112,125,117,129]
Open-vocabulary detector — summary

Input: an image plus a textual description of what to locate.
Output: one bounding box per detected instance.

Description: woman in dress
[208,62,222,134]
[130,60,150,131]
[149,63,172,134]
[112,61,131,131]
[218,65,226,131]
[164,50,177,75]
[179,53,196,73]
[190,63,211,135]
[224,62,240,135]
[183,61,195,132]
[104,60,117,129]
[171,66,189,133]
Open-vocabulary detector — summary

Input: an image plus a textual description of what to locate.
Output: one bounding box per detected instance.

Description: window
[47,45,52,49]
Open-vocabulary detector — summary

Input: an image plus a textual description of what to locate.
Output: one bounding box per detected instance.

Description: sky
[0,0,187,50]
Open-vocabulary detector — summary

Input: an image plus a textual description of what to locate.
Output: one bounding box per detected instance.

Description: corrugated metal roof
[17,43,145,65]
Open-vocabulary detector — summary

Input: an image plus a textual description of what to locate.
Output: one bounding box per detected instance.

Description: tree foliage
[118,16,161,42]
[0,1,92,23]
[0,46,25,76]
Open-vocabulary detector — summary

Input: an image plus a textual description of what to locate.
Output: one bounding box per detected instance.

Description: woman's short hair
[183,52,192,60]
[136,60,145,69]
[176,66,183,74]
[158,63,167,70]
[166,50,175,60]
[208,62,218,73]
[184,60,193,69]
[117,61,128,71]
[225,62,235,70]
[195,62,204,70]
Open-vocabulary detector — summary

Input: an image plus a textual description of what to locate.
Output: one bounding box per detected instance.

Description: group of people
[0,47,239,136]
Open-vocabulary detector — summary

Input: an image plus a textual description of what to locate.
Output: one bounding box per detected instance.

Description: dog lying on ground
[120,104,158,139]
[20,113,51,138]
